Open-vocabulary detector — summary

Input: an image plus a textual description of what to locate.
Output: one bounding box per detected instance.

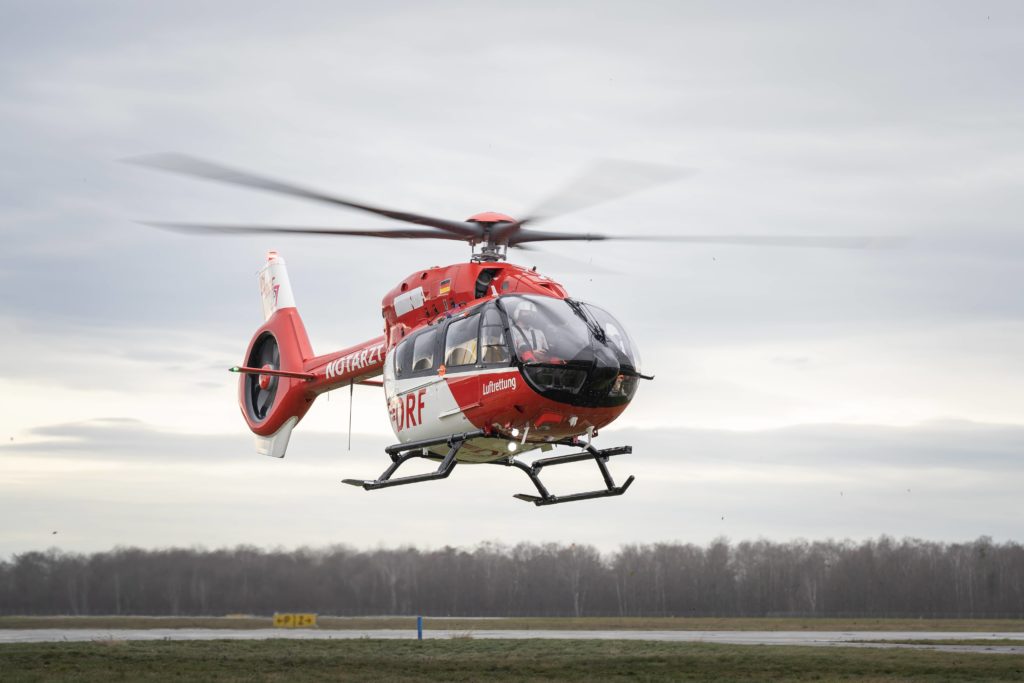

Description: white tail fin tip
[258,252,297,321]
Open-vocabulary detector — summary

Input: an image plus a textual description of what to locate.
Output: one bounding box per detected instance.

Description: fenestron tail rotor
[244,332,280,422]
[131,154,901,259]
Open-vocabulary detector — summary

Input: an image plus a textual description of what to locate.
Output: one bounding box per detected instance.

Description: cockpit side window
[479,307,510,365]
[444,314,479,367]
[410,328,438,372]
[395,336,415,375]
[396,327,439,375]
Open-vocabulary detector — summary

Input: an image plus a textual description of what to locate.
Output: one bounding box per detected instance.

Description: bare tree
[3,538,1023,618]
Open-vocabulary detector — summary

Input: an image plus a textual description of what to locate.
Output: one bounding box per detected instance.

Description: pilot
[512,306,548,361]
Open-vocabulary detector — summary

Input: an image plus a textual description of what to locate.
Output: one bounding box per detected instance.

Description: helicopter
[133,154,888,506]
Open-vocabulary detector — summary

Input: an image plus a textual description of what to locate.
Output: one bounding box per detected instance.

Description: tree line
[2,537,1021,618]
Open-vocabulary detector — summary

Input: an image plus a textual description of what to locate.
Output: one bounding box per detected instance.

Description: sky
[1,1,1022,557]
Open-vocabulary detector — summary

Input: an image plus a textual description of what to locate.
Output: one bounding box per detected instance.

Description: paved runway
[2,629,1023,654]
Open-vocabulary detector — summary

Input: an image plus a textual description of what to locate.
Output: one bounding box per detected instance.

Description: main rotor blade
[143,221,468,240]
[520,159,692,225]
[507,240,618,272]
[127,153,483,239]
[509,230,904,249]
[493,159,691,244]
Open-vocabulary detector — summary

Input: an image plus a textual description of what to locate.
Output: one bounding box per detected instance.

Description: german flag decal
[438,278,452,295]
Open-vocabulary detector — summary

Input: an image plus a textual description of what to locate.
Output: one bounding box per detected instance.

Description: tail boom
[240,311,386,439]
[302,336,387,396]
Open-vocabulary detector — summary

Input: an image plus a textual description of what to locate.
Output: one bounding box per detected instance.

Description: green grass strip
[2,639,1024,682]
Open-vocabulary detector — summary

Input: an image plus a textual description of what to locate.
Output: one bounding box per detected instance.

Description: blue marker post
[417,616,423,640]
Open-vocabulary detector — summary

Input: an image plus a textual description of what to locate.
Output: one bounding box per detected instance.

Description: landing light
[507,441,518,452]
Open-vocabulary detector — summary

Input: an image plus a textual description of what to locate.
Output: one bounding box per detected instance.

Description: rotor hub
[258,364,274,390]
[244,332,280,422]
[466,212,518,262]
[466,211,515,223]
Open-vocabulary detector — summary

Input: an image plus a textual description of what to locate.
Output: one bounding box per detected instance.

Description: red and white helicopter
[135,155,885,505]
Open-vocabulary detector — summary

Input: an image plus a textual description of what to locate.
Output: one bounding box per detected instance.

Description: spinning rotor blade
[494,159,691,244]
[520,159,691,224]
[132,154,901,256]
[144,221,467,240]
[509,230,903,249]
[509,242,621,274]
[127,153,482,239]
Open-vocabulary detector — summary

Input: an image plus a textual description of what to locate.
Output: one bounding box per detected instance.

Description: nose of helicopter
[520,343,639,409]
[584,344,622,398]
[503,294,643,408]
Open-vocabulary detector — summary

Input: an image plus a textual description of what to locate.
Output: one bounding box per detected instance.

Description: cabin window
[444,315,479,367]
[394,336,414,375]
[395,328,438,375]
[410,328,438,372]
[479,307,510,365]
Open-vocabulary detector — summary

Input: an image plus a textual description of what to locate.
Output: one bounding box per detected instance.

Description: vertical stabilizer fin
[258,250,297,321]
[240,253,316,449]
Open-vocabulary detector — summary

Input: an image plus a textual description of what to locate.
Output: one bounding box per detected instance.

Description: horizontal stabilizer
[231,365,315,381]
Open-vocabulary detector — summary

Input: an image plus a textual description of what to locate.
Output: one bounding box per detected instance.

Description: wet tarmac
[1,629,1022,654]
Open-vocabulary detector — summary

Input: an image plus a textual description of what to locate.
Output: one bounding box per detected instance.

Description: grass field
[3,615,1023,632]
[1,639,1023,682]
[866,639,1024,646]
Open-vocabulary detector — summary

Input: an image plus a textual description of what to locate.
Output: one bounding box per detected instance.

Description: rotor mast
[467,211,516,262]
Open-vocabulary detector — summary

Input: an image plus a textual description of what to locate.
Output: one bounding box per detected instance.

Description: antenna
[347,380,353,451]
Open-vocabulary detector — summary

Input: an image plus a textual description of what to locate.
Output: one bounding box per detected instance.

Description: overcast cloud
[1,1,1022,554]
[3,418,1021,556]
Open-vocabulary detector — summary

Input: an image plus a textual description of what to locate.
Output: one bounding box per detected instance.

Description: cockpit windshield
[497,295,642,407]
[577,302,642,372]
[499,295,641,372]
[502,295,593,365]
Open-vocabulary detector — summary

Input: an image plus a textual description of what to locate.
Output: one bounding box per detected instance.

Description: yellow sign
[273,613,318,628]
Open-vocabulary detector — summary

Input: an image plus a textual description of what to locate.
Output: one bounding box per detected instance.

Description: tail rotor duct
[245,332,280,422]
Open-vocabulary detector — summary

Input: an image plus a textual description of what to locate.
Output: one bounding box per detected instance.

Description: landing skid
[342,429,486,490]
[342,431,634,506]
[501,441,634,506]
